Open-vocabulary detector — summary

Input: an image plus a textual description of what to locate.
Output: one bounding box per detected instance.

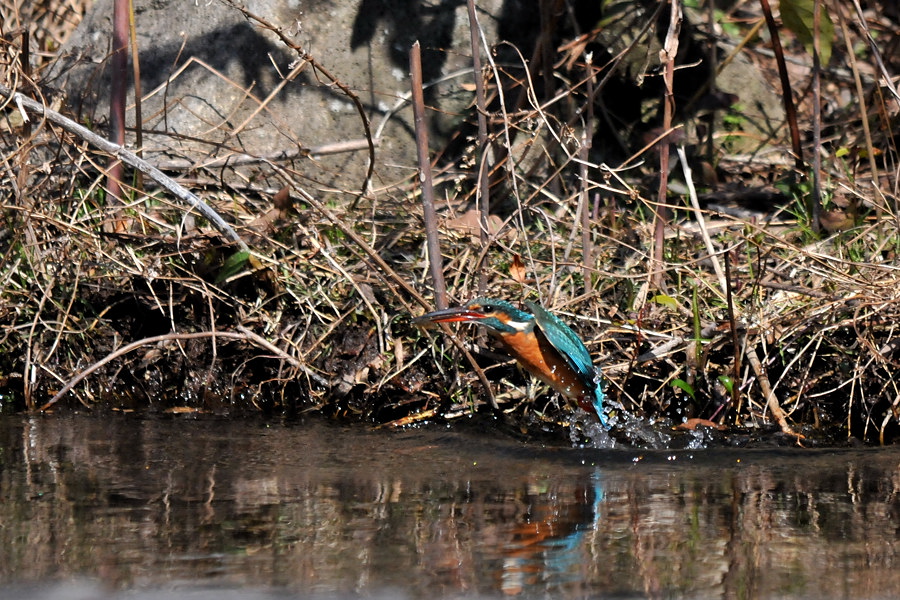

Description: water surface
[1,414,898,599]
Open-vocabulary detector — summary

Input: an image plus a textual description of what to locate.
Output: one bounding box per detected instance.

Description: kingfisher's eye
[480,304,493,312]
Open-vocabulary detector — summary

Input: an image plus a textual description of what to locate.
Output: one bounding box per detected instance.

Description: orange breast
[497,330,593,402]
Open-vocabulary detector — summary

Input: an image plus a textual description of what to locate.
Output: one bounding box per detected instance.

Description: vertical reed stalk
[466,0,491,298]
[410,41,447,310]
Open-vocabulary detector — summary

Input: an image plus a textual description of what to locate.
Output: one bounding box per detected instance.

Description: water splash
[571,418,616,449]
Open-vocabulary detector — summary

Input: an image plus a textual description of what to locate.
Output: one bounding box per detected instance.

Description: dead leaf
[273,185,293,211]
[383,408,439,427]
[509,253,527,284]
[444,209,504,241]
[675,418,727,431]
[164,407,207,414]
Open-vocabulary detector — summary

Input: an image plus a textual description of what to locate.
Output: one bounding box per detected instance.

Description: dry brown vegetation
[1,0,899,445]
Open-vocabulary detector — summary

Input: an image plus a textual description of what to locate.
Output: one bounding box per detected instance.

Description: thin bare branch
[0,82,249,251]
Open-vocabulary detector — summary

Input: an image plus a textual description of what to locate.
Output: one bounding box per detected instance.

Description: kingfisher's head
[412,298,534,335]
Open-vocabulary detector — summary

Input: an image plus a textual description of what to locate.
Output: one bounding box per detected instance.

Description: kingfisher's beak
[411,306,486,328]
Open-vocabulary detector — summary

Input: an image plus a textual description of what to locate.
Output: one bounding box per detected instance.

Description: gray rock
[49,0,510,194]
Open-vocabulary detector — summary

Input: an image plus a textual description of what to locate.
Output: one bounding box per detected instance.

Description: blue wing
[526,301,606,424]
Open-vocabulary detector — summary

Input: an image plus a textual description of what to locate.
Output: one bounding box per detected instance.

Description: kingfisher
[412,298,607,425]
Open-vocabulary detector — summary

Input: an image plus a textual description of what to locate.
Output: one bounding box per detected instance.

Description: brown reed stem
[652,0,681,290]
[466,0,491,298]
[410,41,447,310]
[759,0,805,173]
[107,0,129,211]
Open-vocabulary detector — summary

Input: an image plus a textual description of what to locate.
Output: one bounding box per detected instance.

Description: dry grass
[1,0,899,444]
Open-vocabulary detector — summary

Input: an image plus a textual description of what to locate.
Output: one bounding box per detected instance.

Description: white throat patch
[505,319,531,332]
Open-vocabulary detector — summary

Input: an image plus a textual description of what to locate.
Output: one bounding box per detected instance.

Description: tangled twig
[0,82,249,252]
